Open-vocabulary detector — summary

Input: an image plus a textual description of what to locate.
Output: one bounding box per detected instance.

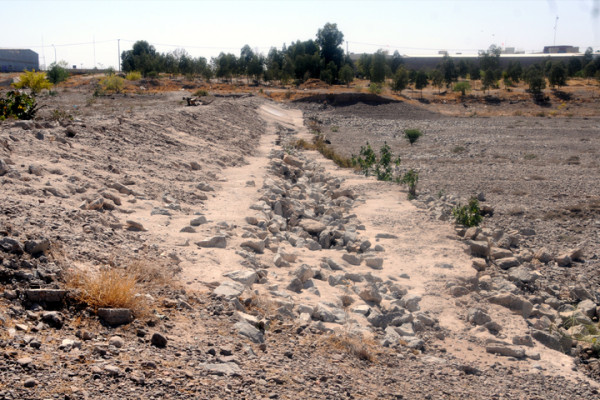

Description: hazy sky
[1,0,599,69]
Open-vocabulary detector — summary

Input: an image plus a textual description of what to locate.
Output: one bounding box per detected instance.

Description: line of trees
[121,23,355,85]
[120,24,599,96]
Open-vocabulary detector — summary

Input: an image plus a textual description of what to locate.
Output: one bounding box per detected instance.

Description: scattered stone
[196,235,227,248]
[196,182,215,192]
[488,293,533,318]
[555,254,572,267]
[486,343,525,358]
[25,289,67,303]
[23,378,37,388]
[151,332,168,348]
[283,154,303,168]
[358,285,382,304]
[234,319,264,343]
[201,362,242,376]
[241,239,265,254]
[342,253,362,266]
[180,226,196,233]
[213,281,245,299]
[299,219,327,235]
[467,308,491,326]
[126,220,146,231]
[97,308,133,326]
[365,257,383,269]
[224,270,257,286]
[108,336,124,348]
[190,216,208,226]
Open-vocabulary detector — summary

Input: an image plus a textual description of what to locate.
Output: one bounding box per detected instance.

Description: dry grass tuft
[325,333,377,362]
[294,137,354,169]
[66,267,149,316]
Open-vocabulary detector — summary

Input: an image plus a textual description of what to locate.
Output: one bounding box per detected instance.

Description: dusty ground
[1,74,600,398]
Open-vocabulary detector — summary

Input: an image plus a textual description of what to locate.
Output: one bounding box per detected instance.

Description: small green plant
[331,126,339,132]
[368,83,382,94]
[352,142,400,181]
[524,153,537,160]
[400,169,419,199]
[193,89,208,97]
[105,67,116,76]
[452,145,466,154]
[12,70,53,94]
[100,75,124,93]
[404,129,423,145]
[49,108,74,122]
[452,197,483,227]
[125,71,142,81]
[0,91,38,120]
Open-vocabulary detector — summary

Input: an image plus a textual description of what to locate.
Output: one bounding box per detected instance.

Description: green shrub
[453,81,471,96]
[193,89,208,97]
[125,71,142,81]
[100,75,124,93]
[105,67,116,76]
[404,129,423,145]
[47,62,69,84]
[368,83,382,94]
[400,169,419,199]
[12,70,53,94]
[452,197,483,227]
[0,91,38,120]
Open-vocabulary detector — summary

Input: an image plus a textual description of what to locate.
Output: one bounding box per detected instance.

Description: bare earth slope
[1,91,599,399]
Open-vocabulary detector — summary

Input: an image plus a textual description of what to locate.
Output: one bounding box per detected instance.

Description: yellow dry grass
[66,268,148,316]
[323,333,377,362]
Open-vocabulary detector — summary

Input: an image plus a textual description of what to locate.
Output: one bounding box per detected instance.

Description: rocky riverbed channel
[1,90,600,398]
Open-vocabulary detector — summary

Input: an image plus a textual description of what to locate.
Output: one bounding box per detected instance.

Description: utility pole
[93,36,96,69]
[117,39,121,72]
[553,16,559,47]
[52,44,56,64]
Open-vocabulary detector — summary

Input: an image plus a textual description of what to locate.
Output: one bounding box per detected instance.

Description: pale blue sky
[1,0,598,69]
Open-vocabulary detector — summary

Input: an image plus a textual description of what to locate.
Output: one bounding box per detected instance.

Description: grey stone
[578,299,597,319]
[512,335,534,347]
[97,308,133,326]
[342,253,362,266]
[0,159,9,176]
[190,216,208,226]
[401,294,421,312]
[358,285,382,304]
[365,257,383,269]
[534,248,553,264]
[151,332,168,348]
[196,236,227,248]
[196,182,215,192]
[555,254,572,267]
[283,154,303,168]
[23,378,37,388]
[125,220,146,231]
[299,219,327,235]
[41,311,63,328]
[201,362,242,376]
[375,233,398,239]
[381,326,402,347]
[292,264,315,283]
[486,344,525,358]
[467,240,490,258]
[24,239,51,255]
[508,266,538,284]
[234,319,264,343]
[108,336,124,348]
[531,330,572,353]
[497,257,520,270]
[180,226,196,233]
[313,302,344,323]
[25,289,67,303]
[490,248,513,260]
[467,308,491,326]
[213,281,245,299]
[395,322,415,337]
[241,239,265,254]
[286,278,303,293]
[104,365,122,376]
[488,293,533,318]
[0,237,23,254]
[450,285,470,297]
[224,270,257,286]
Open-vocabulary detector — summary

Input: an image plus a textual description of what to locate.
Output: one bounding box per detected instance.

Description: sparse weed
[12,70,53,94]
[295,137,354,168]
[193,89,208,97]
[452,146,466,154]
[125,71,142,81]
[368,83,382,94]
[524,154,537,160]
[331,126,339,132]
[49,108,74,122]
[99,75,124,94]
[352,141,400,181]
[325,333,376,362]
[400,168,419,199]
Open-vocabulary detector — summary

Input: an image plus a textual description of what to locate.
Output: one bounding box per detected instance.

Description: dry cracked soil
[1,80,600,399]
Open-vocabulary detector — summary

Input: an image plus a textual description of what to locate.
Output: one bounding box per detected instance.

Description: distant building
[543,45,579,54]
[0,49,39,72]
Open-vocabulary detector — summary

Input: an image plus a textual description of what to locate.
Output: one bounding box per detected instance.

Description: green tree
[389,50,403,74]
[505,61,522,83]
[47,61,69,84]
[548,62,567,88]
[438,55,457,87]
[370,49,387,84]
[481,69,497,93]
[357,53,372,79]
[316,23,344,70]
[213,52,238,82]
[430,69,444,93]
[525,66,546,97]
[391,67,409,92]
[414,71,428,97]
[567,57,582,77]
[453,81,471,96]
[121,40,159,76]
[339,64,354,86]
